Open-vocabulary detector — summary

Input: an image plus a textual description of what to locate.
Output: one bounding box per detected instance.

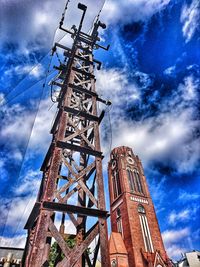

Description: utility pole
[23,3,110,267]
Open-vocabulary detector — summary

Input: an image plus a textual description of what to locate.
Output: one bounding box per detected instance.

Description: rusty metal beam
[24,202,40,229]
[42,202,108,218]
[24,4,110,266]
[57,141,102,157]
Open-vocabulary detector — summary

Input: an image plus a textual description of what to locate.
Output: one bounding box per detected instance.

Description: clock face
[111,159,117,170]
[126,156,134,165]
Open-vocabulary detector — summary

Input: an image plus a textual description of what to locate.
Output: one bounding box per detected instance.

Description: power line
[0,82,46,244]
[0,0,106,107]
[106,105,113,155]
[0,0,72,243]
[1,0,108,246]
[0,69,56,108]
[0,29,59,243]
[0,25,59,106]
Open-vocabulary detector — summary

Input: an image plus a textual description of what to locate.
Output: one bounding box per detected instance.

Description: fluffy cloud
[179,75,199,101]
[0,103,35,146]
[168,209,190,225]
[178,190,200,202]
[162,227,190,259]
[0,196,36,230]
[0,97,56,163]
[97,68,200,173]
[0,167,76,246]
[96,68,140,109]
[0,93,5,105]
[4,63,45,80]
[180,0,200,43]
[162,227,190,245]
[14,170,41,197]
[0,0,104,52]
[27,98,56,153]
[166,244,187,259]
[0,234,26,248]
[0,170,40,230]
[102,0,171,25]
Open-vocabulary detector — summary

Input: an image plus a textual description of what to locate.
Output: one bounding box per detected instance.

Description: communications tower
[23,3,110,267]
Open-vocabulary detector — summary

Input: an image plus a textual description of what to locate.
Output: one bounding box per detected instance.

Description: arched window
[134,169,143,194]
[127,169,135,192]
[138,204,146,214]
[116,208,123,237]
[138,205,154,253]
[111,259,117,267]
[112,170,121,199]
[127,168,144,194]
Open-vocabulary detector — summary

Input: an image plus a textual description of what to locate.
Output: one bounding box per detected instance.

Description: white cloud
[168,209,190,225]
[162,227,191,259]
[0,169,41,244]
[97,68,200,173]
[0,93,5,105]
[107,110,199,172]
[54,215,76,235]
[0,234,26,248]
[0,0,104,51]
[162,227,190,245]
[14,170,41,196]
[178,190,200,202]
[0,98,56,161]
[96,68,140,111]
[28,98,56,153]
[102,0,171,25]
[180,0,200,43]
[178,75,198,101]
[163,65,176,76]
[4,64,45,79]
[166,244,187,259]
[1,104,33,140]
[0,196,36,232]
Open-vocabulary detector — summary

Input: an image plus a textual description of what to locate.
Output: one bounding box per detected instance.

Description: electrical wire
[0,25,58,244]
[1,0,108,246]
[106,104,113,155]
[0,25,59,106]
[0,30,67,108]
[0,51,57,243]
[0,0,72,243]
[87,0,106,35]
[0,82,46,244]
[0,69,56,108]
[0,0,105,107]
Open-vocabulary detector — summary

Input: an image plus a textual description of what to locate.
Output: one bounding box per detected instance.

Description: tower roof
[110,146,133,154]
[109,232,128,255]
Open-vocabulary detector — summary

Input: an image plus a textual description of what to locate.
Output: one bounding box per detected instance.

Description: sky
[0,0,200,262]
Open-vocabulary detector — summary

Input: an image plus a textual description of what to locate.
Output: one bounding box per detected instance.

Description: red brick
[108,146,170,267]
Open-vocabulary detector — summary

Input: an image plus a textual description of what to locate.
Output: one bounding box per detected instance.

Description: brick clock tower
[108,146,171,267]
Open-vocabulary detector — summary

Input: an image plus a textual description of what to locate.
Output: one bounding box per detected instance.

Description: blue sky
[0,0,199,261]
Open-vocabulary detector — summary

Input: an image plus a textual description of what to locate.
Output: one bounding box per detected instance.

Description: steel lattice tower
[23,3,110,267]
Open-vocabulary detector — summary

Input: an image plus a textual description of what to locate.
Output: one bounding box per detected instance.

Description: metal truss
[23,3,110,267]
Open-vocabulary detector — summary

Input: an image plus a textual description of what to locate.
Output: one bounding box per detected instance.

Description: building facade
[108,146,171,267]
[176,251,200,267]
